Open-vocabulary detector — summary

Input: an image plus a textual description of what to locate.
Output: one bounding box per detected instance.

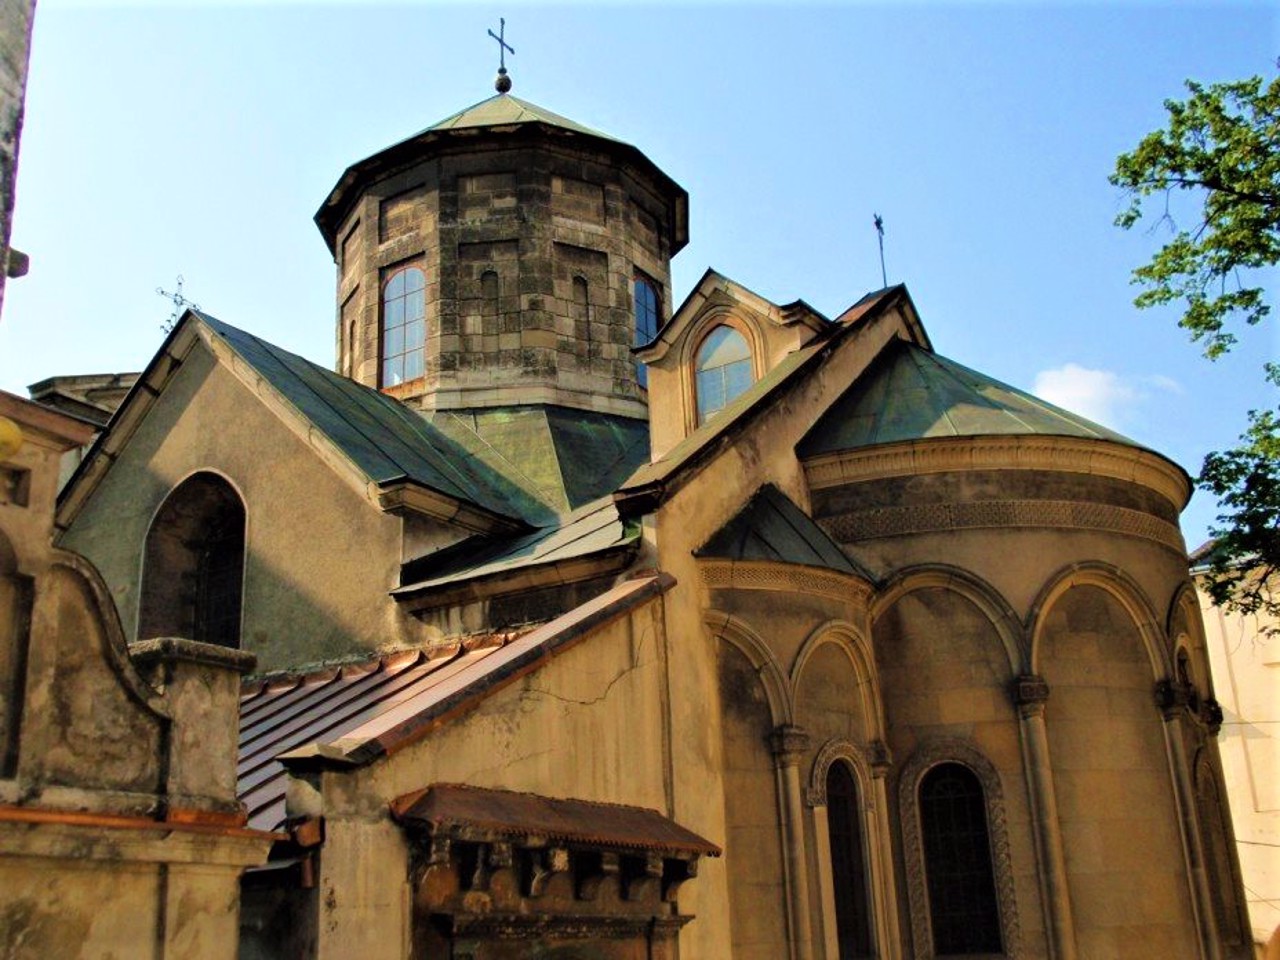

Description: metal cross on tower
[488,18,515,93]
[156,275,200,333]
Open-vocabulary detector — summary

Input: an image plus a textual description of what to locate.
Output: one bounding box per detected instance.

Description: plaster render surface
[59,347,424,672]
[1200,577,1280,944]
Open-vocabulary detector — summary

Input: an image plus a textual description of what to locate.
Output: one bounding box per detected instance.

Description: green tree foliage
[1197,365,1280,634]
[1112,70,1278,627]
[1111,72,1279,357]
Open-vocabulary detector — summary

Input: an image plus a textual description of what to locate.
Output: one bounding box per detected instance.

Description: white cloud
[1032,364,1180,430]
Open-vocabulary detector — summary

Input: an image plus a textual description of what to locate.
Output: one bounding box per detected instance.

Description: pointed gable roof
[798,338,1137,457]
[695,484,866,577]
[57,311,537,533]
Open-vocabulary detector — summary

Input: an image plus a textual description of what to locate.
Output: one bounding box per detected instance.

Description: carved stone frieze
[699,559,872,604]
[820,498,1184,553]
[897,738,1021,960]
[803,434,1190,510]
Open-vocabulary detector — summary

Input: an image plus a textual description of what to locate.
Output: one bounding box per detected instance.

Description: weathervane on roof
[156,275,200,334]
[488,18,515,94]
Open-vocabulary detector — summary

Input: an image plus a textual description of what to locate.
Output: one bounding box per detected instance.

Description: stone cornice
[698,559,872,604]
[802,435,1191,511]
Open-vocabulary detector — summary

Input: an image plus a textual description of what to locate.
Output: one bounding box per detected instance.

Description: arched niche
[139,471,246,648]
[1034,579,1199,957]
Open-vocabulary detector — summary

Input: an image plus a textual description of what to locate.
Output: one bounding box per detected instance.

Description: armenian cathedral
[0,61,1252,960]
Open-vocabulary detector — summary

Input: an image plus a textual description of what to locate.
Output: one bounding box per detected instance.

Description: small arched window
[381,265,426,387]
[695,325,753,424]
[827,763,874,959]
[633,275,660,388]
[919,763,1002,955]
[140,473,245,649]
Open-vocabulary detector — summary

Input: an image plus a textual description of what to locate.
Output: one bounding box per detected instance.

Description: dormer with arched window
[635,270,829,458]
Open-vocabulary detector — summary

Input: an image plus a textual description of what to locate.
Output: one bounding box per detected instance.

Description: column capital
[1154,678,1191,720]
[1012,674,1050,717]
[770,724,810,764]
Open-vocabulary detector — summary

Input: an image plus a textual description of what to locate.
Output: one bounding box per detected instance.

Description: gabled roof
[57,311,536,533]
[195,313,537,522]
[694,484,866,578]
[798,338,1138,457]
[616,285,916,516]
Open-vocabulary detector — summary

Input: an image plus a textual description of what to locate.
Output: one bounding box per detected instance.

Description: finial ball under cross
[488,18,515,93]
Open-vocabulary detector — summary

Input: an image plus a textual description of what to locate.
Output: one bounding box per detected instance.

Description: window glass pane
[404,267,425,294]
[403,350,424,381]
[724,358,753,400]
[698,326,751,367]
[383,357,403,386]
[827,764,873,958]
[920,764,1002,955]
[406,291,425,321]
[384,325,404,358]
[404,319,425,350]
[386,271,405,299]
[384,297,404,330]
[636,363,649,389]
[697,368,725,422]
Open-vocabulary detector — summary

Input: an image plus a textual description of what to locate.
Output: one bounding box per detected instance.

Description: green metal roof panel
[426,94,619,142]
[431,406,650,517]
[695,484,864,577]
[194,312,532,522]
[396,497,636,593]
[798,339,1137,457]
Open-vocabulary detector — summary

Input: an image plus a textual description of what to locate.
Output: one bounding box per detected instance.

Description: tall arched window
[140,473,245,649]
[381,265,426,387]
[695,325,753,424]
[919,763,1002,955]
[827,763,874,959]
[633,275,660,388]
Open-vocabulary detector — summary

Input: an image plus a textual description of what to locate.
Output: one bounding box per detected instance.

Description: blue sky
[1,1,1275,546]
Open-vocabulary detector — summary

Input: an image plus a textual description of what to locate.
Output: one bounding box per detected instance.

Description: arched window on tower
[381,265,426,388]
[633,274,660,388]
[139,473,246,649]
[695,325,753,425]
[919,763,1002,955]
[827,762,874,959]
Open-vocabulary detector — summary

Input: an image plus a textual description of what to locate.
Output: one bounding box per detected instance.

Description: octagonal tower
[316,91,688,421]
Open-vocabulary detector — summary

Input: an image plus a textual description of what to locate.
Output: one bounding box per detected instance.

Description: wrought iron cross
[156,275,200,333]
[487,18,514,73]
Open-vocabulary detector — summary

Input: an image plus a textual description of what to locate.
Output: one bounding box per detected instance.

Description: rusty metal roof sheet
[237,575,675,833]
[391,783,721,858]
[238,637,518,833]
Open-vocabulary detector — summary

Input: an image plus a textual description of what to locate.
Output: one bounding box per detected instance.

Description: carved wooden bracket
[575,850,620,901]
[623,851,664,902]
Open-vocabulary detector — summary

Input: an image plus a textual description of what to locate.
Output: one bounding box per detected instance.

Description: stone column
[868,741,903,960]
[1156,680,1222,960]
[772,724,814,960]
[1012,675,1077,960]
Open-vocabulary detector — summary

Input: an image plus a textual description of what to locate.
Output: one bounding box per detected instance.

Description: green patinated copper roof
[695,484,866,578]
[798,338,1137,457]
[430,406,650,517]
[194,312,540,524]
[396,496,637,595]
[425,93,619,143]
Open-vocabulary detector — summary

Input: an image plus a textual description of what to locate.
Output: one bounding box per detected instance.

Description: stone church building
[7,80,1252,958]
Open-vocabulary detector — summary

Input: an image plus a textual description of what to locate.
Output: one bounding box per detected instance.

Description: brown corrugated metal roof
[391,783,721,858]
[238,636,519,832]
